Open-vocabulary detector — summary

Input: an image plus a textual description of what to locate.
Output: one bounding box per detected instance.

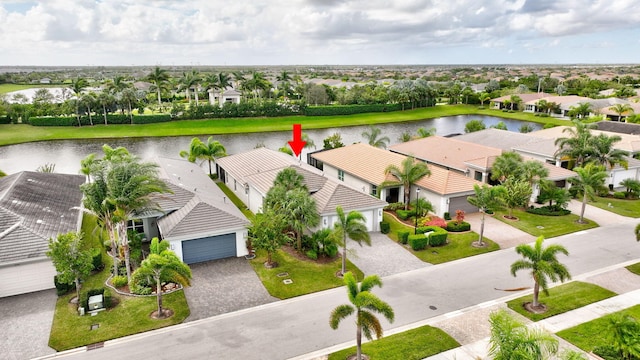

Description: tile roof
[389,136,502,172]
[216,147,300,183]
[313,181,386,214]
[492,93,552,103]
[594,121,640,135]
[155,157,249,239]
[0,172,85,264]
[527,126,640,153]
[453,128,547,151]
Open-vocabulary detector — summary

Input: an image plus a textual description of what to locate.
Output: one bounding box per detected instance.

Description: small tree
[329,272,394,360]
[510,236,571,310]
[467,184,505,246]
[248,209,288,267]
[488,309,559,359]
[132,238,192,319]
[47,232,94,301]
[334,206,370,276]
[500,178,532,219]
[455,209,465,225]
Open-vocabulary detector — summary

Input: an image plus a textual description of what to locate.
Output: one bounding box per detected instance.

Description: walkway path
[346,232,429,277]
[464,212,535,249]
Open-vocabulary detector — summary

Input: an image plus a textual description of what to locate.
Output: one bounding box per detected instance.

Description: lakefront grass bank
[0,105,566,146]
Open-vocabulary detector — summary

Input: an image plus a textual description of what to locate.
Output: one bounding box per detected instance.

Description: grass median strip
[626,262,640,276]
[507,281,617,322]
[589,196,640,218]
[328,325,460,360]
[493,209,598,238]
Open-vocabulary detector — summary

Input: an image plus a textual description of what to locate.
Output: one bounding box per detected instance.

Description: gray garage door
[448,196,478,215]
[182,233,237,264]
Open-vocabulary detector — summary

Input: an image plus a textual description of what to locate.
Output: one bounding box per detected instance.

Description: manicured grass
[557,305,640,352]
[328,325,460,360]
[383,213,499,264]
[493,208,598,237]
[507,281,617,322]
[626,262,640,276]
[216,181,254,219]
[0,105,559,146]
[249,248,364,299]
[0,83,60,94]
[589,196,640,218]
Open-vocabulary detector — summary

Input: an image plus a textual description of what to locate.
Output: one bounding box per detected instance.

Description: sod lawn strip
[626,262,640,276]
[507,281,617,322]
[493,209,598,238]
[249,248,364,299]
[589,196,640,218]
[556,304,640,353]
[328,325,460,360]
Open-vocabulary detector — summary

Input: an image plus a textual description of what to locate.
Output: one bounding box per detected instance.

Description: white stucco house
[208,88,242,106]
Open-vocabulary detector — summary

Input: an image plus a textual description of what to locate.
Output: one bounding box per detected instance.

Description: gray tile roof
[453,128,547,151]
[216,147,301,183]
[155,157,249,239]
[313,181,386,214]
[594,121,640,135]
[0,172,85,264]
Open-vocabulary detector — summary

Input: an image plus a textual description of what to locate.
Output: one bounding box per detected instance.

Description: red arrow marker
[288,124,306,157]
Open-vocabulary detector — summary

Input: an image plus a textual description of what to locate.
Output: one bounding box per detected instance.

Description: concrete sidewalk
[464,212,535,249]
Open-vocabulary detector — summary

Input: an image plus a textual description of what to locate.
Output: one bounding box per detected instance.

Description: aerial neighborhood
[1,64,640,360]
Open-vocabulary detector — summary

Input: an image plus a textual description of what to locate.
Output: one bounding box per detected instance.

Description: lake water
[0,115,541,174]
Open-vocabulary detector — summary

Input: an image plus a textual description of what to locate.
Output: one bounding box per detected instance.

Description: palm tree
[119,88,138,124]
[510,236,571,309]
[80,93,96,126]
[382,156,431,210]
[334,206,370,276]
[569,163,608,223]
[491,152,523,183]
[590,133,629,170]
[146,66,170,106]
[69,78,88,126]
[361,125,390,149]
[283,188,320,251]
[96,91,114,125]
[607,314,640,359]
[106,75,130,94]
[554,119,597,168]
[179,137,227,177]
[467,184,505,246]
[329,272,394,360]
[180,70,201,105]
[132,238,191,319]
[79,153,96,182]
[568,102,592,119]
[488,309,559,359]
[609,103,633,122]
[479,92,491,107]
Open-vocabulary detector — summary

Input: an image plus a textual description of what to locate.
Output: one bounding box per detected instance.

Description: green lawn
[0,83,61,94]
[588,196,640,218]
[328,325,460,360]
[557,304,640,353]
[0,105,562,146]
[626,262,640,276]
[507,281,617,322]
[493,208,598,237]
[216,181,254,219]
[383,213,499,264]
[249,248,364,299]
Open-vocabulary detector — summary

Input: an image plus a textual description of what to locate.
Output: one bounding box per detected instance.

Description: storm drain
[283,279,293,285]
[90,324,99,330]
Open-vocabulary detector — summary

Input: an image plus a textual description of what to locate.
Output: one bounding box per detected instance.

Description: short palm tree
[334,206,370,276]
[382,156,430,210]
[179,137,227,177]
[554,119,597,168]
[607,313,640,359]
[569,163,608,223]
[132,238,192,319]
[489,309,559,359]
[590,133,629,170]
[361,125,390,149]
[467,184,505,246]
[609,103,633,122]
[510,236,571,310]
[329,272,394,360]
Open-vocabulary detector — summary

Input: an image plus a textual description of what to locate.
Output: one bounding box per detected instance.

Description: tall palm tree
[491,152,523,183]
[80,93,96,126]
[590,133,629,170]
[489,309,559,359]
[467,184,505,246]
[334,206,370,276]
[382,156,431,210]
[510,236,571,309]
[284,188,320,251]
[569,163,608,223]
[329,272,394,360]
[609,103,633,122]
[554,119,597,168]
[180,70,201,105]
[568,102,592,119]
[146,66,170,106]
[119,88,138,124]
[96,91,114,125]
[106,75,130,94]
[132,238,191,319]
[69,78,88,126]
[361,125,390,149]
[179,137,227,177]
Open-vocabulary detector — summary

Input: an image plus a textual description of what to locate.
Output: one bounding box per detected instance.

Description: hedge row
[0,116,10,124]
[408,226,448,250]
[525,206,571,216]
[174,101,303,120]
[27,114,172,126]
[446,221,471,232]
[396,209,416,220]
[303,103,406,116]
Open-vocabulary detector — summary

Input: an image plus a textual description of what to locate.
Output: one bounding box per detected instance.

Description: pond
[0,115,541,174]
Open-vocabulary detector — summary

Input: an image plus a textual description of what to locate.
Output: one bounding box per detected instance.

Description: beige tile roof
[453,128,547,151]
[311,143,481,196]
[216,147,300,183]
[528,126,640,153]
[492,93,552,103]
[389,136,502,172]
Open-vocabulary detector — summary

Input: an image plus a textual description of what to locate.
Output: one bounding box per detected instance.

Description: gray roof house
[0,171,85,297]
[148,157,251,264]
[216,147,387,232]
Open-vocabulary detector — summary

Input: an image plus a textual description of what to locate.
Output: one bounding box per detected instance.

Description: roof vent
[36,219,43,224]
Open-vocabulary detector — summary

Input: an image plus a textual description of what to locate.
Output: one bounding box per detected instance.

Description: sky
[0,0,639,66]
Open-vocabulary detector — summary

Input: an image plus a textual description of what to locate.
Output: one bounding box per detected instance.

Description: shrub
[324,243,339,258]
[415,226,448,246]
[424,216,447,228]
[306,249,318,260]
[408,234,429,250]
[303,103,407,116]
[384,202,405,211]
[455,209,465,224]
[446,221,471,232]
[130,283,152,295]
[380,221,390,234]
[53,275,74,296]
[397,231,410,244]
[111,275,128,288]
[396,209,415,220]
[613,191,626,199]
[103,289,113,309]
[443,212,451,220]
[525,206,571,216]
[91,248,103,271]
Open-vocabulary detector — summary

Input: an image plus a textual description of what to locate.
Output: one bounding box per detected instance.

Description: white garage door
[0,260,56,298]
[360,210,375,232]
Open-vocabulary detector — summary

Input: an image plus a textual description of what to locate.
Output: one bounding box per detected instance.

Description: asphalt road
[47,218,639,360]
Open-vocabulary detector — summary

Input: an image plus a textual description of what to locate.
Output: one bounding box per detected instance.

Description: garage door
[360,210,375,232]
[448,196,478,215]
[0,260,56,298]
[182,233,237,264]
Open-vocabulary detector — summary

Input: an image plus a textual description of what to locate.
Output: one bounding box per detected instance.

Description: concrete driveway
[0,289,57,360]
[346,232,429,277]
[183,257,278,322]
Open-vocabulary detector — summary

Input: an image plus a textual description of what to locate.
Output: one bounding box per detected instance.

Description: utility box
[88,294,104,311]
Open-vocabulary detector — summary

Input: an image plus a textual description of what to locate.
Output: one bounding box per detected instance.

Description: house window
[474,171,483,182]
[371,185,377,196]
[338,170,344,181]
[127,219,144,234]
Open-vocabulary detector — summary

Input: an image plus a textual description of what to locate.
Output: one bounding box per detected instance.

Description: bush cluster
[111,275,128,288]
[408,226,448,249]
[303,103,405,116]
[174,100,303,120]
[396,209,416,220]
[379,221,390,234]
[525,205,571,216]
[0,116,11,124]
[53,275,74,296]
[384,202,405,211]
[397,231,410,244]
[613,191,626,199]
[91,248,103,271]
[446,221,471,232]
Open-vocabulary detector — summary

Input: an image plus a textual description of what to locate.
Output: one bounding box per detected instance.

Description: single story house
[491,93,551,110]
[140,157,251,264]
[216,147,387,232]
[0,171,85,297]
[309,143,483,217]
[208,88,242,106]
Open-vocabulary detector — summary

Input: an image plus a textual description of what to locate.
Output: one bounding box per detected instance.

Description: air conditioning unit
[88,294,104,311]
